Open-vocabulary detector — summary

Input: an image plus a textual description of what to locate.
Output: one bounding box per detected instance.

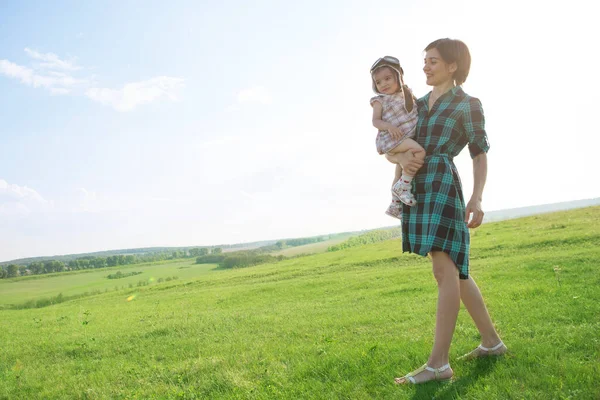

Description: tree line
[196,250,285,269]
[0,247,223,279]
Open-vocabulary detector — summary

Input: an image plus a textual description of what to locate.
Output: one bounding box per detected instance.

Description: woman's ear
[448,62,458,74]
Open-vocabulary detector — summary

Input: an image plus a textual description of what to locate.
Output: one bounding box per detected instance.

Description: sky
[0,0,598,262]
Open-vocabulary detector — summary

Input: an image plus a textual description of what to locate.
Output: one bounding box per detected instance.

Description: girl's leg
[388,140,425,206]
[459,277,507,357]
[395,251,458,384]
[385,165,404,219]
[393,164,402,185]
[387,139,426,168]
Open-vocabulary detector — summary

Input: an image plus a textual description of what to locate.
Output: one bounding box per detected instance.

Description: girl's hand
[465,198,484,228]
[388,126,405,140]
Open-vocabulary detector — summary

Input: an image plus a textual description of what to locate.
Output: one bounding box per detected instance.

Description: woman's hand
[386,151,424,175]
[465,197,484,228]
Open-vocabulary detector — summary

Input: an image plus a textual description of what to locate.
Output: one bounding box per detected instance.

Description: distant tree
[199,248,209,256]
[29,262,43,275]
[51,261,65,273]
[0,268,6,279]
[6,264,19,278]
[212,247,222,254]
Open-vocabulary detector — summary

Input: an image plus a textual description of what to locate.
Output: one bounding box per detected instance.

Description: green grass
[0,207,599,399]
[0,260,218,308]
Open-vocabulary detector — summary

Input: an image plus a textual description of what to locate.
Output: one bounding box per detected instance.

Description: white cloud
[86,76,185,112]
[0,59,87,95]
[237,86,272,105]
[0,179,51,216]
[0,48,184,110]
[24,47,81,71]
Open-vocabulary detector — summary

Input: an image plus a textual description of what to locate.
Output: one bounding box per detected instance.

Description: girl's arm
[465,152,487,228]
[372,102,404,139]
[372,102,391,131]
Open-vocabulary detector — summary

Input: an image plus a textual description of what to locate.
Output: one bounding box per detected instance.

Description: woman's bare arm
[385,151,424,175]
[465,152,487,228]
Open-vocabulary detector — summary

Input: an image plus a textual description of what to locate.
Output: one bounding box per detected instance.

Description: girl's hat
[370,56,404,94]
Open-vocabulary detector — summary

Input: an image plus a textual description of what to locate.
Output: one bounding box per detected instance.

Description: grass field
[0,260,218,308]
[0,207,599,399]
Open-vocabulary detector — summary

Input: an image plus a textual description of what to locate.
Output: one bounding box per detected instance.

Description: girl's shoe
[458,341,507,361]
[385,201,402,219]
[394,363,453,385]
[391,181,416,207]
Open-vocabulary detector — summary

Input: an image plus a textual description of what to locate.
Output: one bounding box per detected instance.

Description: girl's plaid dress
[402,86,490,279]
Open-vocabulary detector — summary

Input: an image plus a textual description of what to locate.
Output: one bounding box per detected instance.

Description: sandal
[385,199,402,219]
[458,341,507,361]
[394,363,452,385]
[391,181,416,207]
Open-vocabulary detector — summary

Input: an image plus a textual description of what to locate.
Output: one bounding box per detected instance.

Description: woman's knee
[431,252,459,283]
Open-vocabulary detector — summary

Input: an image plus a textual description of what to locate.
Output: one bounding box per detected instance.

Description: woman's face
[423,48,456,87]
[373,67,400,95]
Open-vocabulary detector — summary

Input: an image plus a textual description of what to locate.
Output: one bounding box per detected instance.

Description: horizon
[1,0,598,262]
[2,197,598,264]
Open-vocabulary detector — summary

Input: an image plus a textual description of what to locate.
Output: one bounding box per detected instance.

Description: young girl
[370,56,425,218]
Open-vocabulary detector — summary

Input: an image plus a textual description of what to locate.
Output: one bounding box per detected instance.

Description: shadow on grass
[410,357,501,400]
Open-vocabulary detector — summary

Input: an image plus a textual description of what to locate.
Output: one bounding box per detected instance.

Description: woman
[389,38,507,384]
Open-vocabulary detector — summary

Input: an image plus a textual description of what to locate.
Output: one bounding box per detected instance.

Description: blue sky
[1,0,597,261]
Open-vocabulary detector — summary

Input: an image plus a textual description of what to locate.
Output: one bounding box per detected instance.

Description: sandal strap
[424,363,450,378]
[479,341,504,352]
[404,363,427,384]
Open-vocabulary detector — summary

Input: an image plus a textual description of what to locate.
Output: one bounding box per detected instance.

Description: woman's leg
[396,251,458,384]
[459,277,507,356]
[428,251,460,369]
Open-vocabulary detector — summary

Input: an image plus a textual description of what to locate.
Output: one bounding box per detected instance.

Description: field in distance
[270,232,360,257]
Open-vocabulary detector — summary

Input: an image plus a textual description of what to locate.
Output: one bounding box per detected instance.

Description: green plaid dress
[402,86,490,279]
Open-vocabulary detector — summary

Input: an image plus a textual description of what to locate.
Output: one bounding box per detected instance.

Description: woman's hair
[425,38,471,85]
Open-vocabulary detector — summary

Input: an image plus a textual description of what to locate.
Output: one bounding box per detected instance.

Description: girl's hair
[425,38,471,85]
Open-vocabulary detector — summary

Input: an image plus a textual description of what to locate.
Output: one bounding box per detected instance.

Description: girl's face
[373,67,400,95]
[423,48,456,87]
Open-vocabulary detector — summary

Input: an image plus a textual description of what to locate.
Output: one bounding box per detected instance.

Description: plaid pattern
[370,93,418,154]
[402,86,490,279]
